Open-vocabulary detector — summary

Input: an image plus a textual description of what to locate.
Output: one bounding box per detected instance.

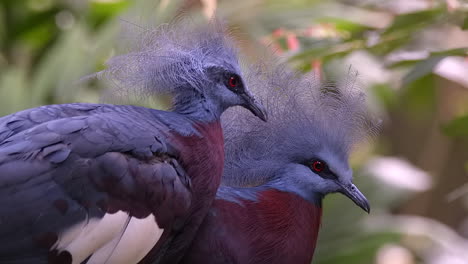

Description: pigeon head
[222,63,379,212]
[100,19,266,122]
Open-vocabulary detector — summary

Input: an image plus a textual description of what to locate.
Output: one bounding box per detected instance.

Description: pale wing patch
[87,214,163,264]
[55,211,129,264]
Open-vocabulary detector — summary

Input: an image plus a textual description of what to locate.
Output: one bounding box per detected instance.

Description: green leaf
[20,19,56,49]
[370,8,445,56]
[384,8,444,35]
[298,37,338,50]
[289,39,364,62]
[387,59,423,69]
[402,56,445,85]
[289,45,330,61]
[402,74,436,115]
[318,17,374,37]
[372,83,397,108]
[389,48,468,69]
[321,48,355,63]
[9,7,60,43]
[430,47,468,57]
[462,16,468,30]
[87,0,130,28]
[442,115,468,138]
[366,31,412,55]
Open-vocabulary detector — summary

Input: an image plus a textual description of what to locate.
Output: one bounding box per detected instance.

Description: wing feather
[0,103,193,263]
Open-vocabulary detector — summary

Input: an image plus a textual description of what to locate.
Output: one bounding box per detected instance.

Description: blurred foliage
[443,114,468,137]
[1,0,468,263]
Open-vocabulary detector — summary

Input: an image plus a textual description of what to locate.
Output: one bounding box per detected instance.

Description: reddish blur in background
[1,0,467,263]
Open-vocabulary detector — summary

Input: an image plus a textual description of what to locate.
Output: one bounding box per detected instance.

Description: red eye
[229,76,238,87]
[311,160,325,173]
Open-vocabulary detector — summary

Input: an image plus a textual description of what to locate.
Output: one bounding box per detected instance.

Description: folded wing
[0,103,192,264]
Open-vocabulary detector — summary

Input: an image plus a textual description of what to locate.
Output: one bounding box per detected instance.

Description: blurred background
[1,0,467,263]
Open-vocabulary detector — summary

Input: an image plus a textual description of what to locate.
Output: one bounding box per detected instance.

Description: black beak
[240,93,268,122]
[338,183,370,213]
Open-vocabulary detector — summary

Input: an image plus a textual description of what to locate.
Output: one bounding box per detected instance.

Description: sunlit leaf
[318,17,374,37]
[87,0,130,28]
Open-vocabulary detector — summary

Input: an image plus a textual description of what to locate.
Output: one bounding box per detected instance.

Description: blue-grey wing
[0,104,192,264]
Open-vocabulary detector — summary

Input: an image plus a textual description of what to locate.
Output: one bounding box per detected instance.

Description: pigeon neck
[267,177,324,206]
[172,90,222,123]
[217,176,324,207]
[217,184,323,208]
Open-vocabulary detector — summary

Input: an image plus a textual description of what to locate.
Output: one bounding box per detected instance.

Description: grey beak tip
[339,183,370,214]
[252,101,268,122]
[249,106,267,122]
[243,95,268,122]
[358,197,371,214]
[363,204,371,214]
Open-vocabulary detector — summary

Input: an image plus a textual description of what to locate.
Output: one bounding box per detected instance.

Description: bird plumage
[221,64,375,189]
[183,187,321,264]
[182,63,377,264]
[0,104,184,262]
[98,19,264,122]
[0,18,266,264]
